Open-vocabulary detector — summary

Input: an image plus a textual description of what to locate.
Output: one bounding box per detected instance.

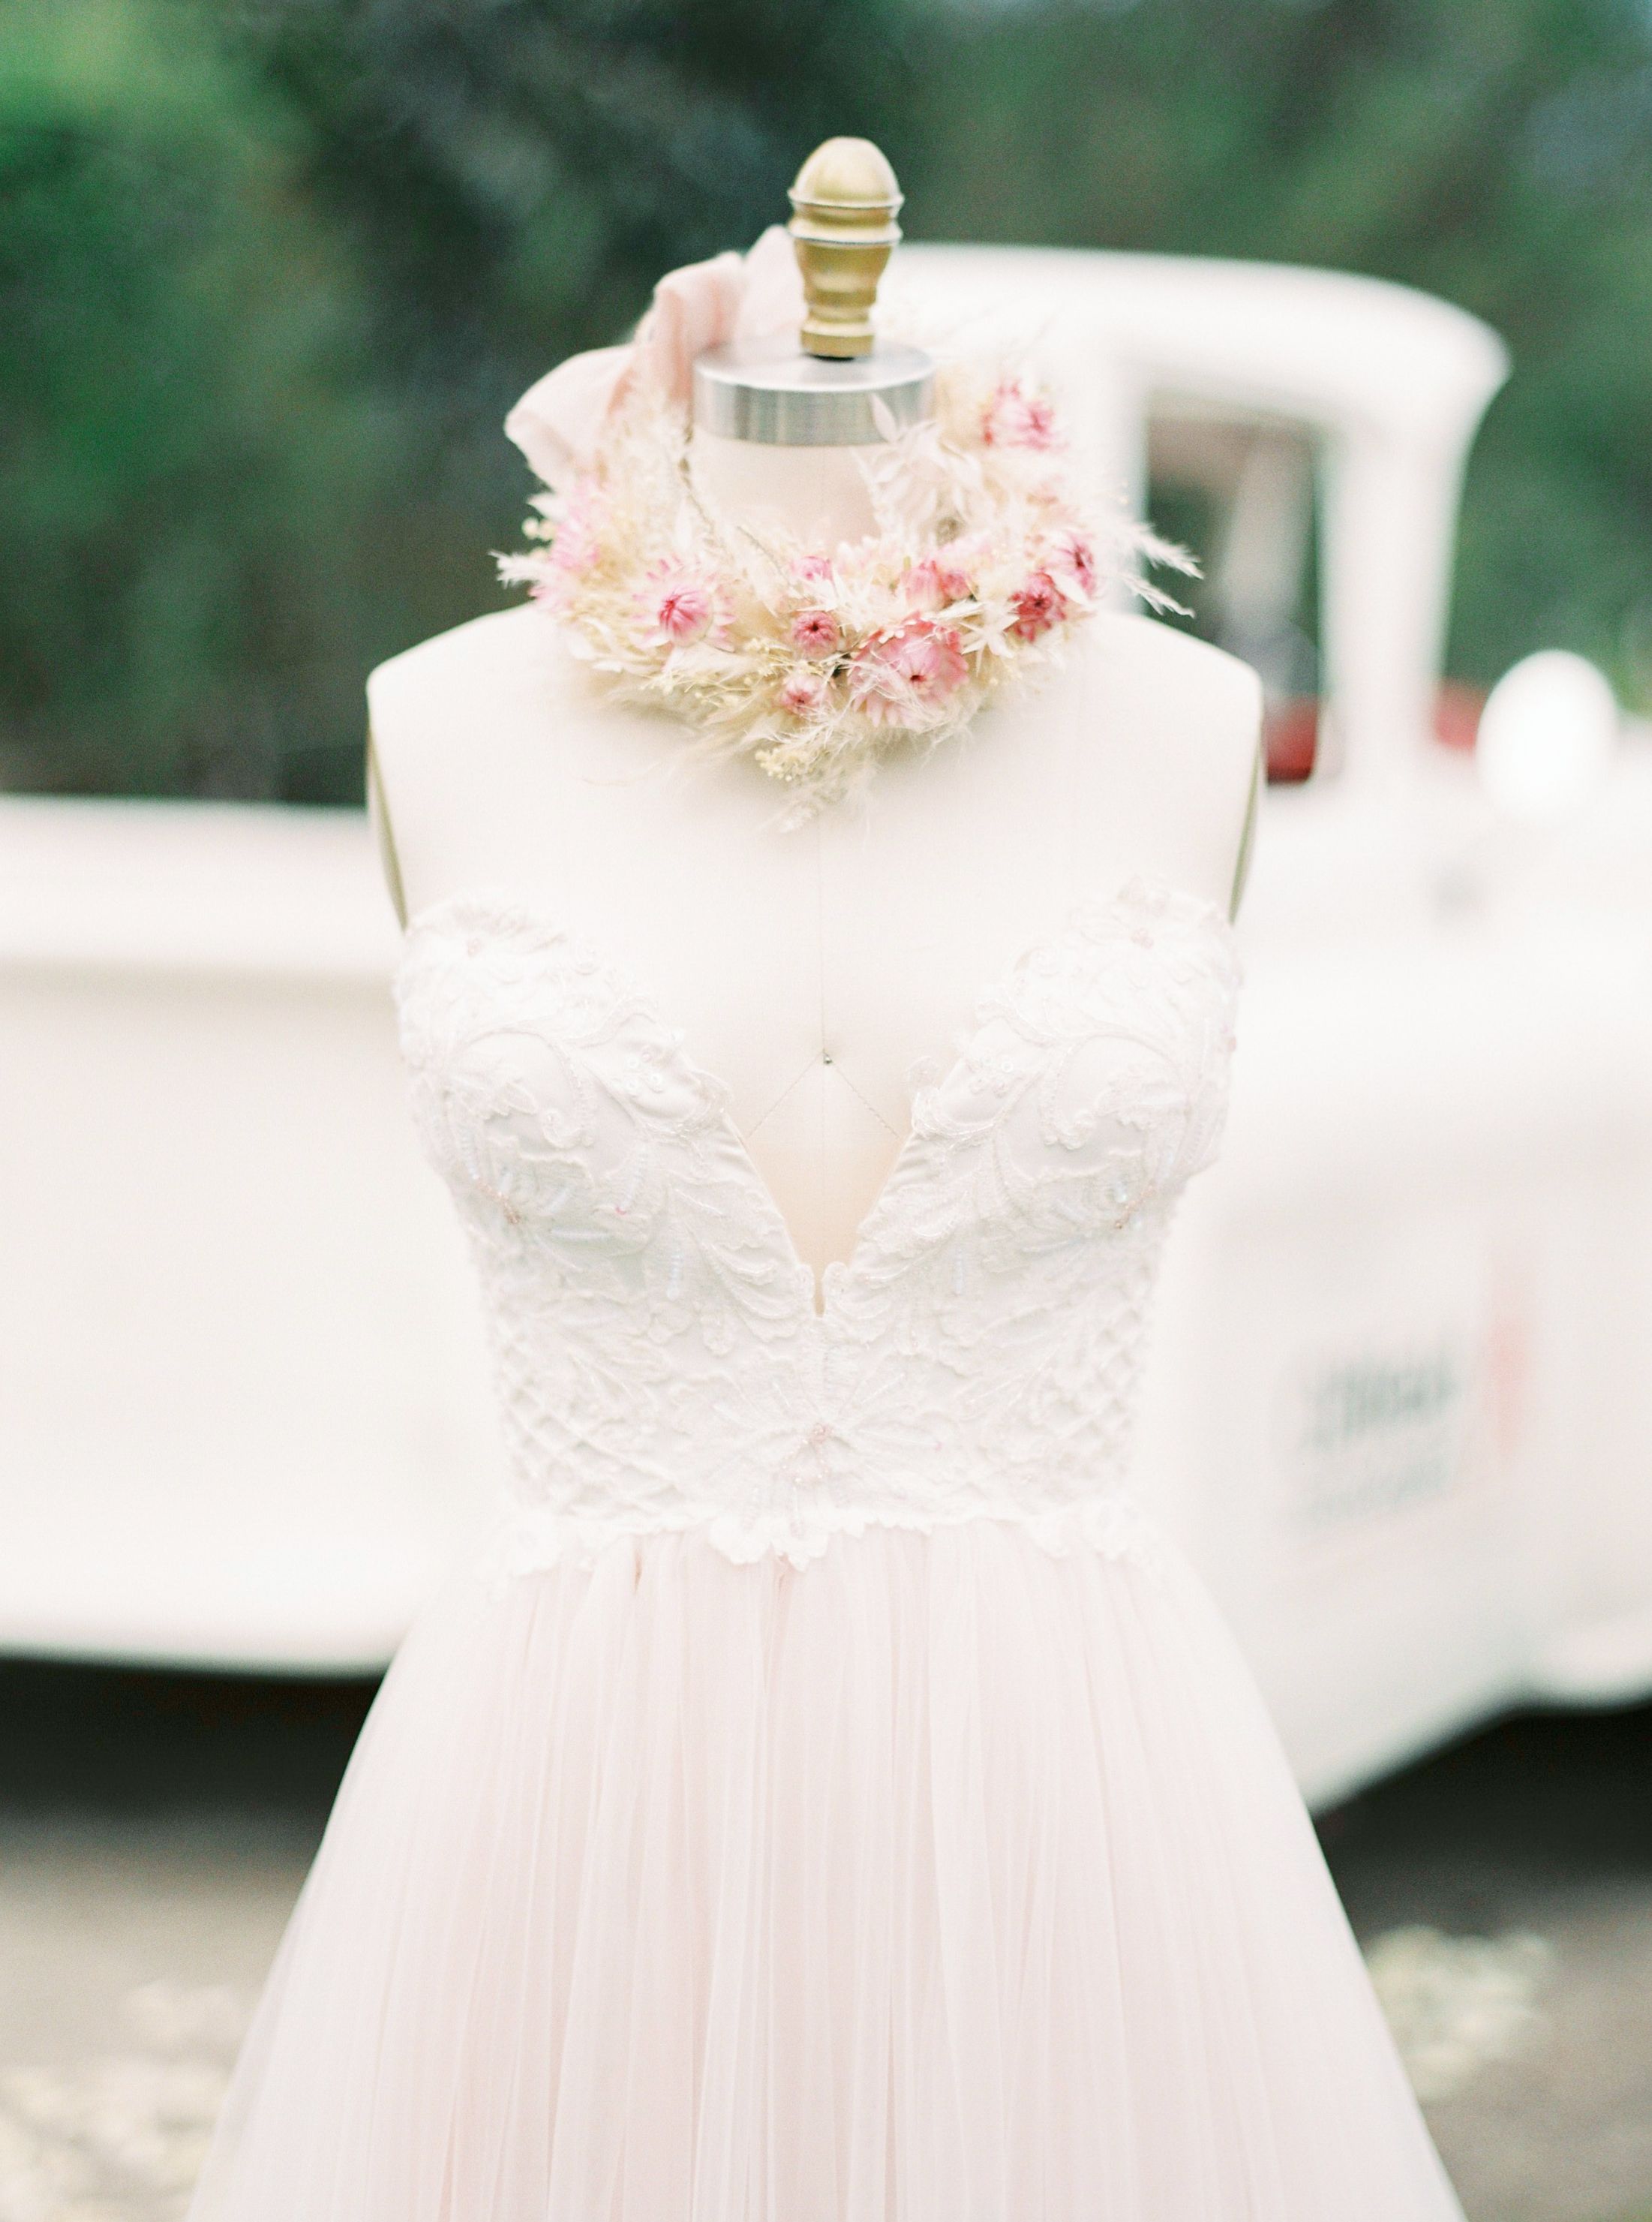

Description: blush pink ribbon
[506,226,805,488]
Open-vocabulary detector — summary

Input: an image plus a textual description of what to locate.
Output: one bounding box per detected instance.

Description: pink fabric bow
[506,226,805,488]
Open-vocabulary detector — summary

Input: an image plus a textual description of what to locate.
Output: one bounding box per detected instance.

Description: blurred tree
[3,0,1651,801]
[224,0,908,390]
[894,0,1652,696]
[0,0,908,801]
[0,0,435,798]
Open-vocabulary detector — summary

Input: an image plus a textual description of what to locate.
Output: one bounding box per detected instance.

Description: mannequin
[188,149,1475,2222]
[368,144,1260,1295]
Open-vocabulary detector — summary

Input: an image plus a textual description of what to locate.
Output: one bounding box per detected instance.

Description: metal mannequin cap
[692,137,933,447]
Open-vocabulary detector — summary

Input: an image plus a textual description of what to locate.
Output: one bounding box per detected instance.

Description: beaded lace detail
[394,879,1240,1572]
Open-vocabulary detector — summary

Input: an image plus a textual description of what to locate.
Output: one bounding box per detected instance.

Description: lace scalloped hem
[472,1486,1170,1586]
[188,1518,1464,2222]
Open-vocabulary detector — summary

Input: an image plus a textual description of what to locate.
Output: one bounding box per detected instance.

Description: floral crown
[500,231,1187,817]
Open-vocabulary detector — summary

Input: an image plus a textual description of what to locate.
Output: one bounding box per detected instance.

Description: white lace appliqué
[394,879,1240,1576]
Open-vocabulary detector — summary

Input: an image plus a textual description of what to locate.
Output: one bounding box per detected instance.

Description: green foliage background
[3,0,1650,803]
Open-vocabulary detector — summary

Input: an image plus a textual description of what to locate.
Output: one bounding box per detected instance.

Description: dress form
[368,144,1261,1292]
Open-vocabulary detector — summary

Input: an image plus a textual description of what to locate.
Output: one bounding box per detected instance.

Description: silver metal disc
[692,337,934,447]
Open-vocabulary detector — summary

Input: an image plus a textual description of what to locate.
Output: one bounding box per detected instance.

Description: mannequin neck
[689,428,884,552]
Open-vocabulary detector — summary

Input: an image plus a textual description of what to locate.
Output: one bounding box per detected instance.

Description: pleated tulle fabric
[188,1526,1464,2221]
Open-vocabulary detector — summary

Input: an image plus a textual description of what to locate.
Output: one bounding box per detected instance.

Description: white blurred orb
[1477,651,1618,821]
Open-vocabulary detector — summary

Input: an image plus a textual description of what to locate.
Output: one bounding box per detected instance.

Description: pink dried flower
[638,561,716,643]
[779,666,828,717]
[791,608,843,655]
[1047,529,1097,597]
[982,379,1059,452]
[849,619,969,726]
[793,552,835,583]
[656,584,712,640]
[1010,571,1068,642]
[545,483,604,580]
[906,553,973,611]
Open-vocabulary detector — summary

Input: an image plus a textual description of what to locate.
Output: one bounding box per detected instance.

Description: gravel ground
[1324,1703,1652,2222]
[0,1660,1647,2222]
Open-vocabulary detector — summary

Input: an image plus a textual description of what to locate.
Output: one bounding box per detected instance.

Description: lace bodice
[395,879,1240,1571]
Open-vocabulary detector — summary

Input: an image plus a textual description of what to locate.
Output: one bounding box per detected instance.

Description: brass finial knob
[788,138,903,360]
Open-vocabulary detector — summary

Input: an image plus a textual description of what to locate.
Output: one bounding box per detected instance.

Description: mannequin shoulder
[365,604,692,919]
[1077,612,1263,916]
[1089,610,1261,763]
[367,606,551,765]
[369,601,547,696]
[365,603,634,835]
[366,607,566,922]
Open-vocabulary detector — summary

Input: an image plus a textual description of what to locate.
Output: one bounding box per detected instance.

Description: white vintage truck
[4,247,1650,1804]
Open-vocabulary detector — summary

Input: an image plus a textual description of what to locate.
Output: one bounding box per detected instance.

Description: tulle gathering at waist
[473,1484,1170,1588]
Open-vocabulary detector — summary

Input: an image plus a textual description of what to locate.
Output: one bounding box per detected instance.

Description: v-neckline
[398,877,1234,1322]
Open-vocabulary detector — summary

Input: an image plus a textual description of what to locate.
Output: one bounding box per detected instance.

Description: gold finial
[788,138,903,360]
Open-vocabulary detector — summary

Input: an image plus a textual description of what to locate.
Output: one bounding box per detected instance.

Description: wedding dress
[188,874,1464,2220]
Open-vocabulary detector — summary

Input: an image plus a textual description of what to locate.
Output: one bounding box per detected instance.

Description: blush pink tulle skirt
[187,1521,1464,2220]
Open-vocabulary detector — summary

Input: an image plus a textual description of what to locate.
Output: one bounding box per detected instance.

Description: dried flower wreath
[503,343,1188,816]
